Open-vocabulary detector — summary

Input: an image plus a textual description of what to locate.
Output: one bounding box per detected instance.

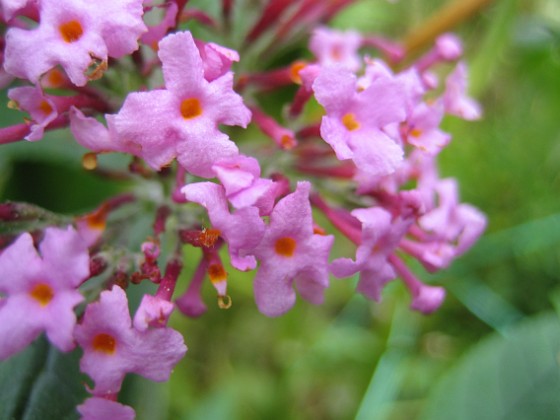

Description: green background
[1,0,560,419]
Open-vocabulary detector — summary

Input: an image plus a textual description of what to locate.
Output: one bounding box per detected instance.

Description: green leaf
[420,313,560,420]
[0,336,88,420]
[0,337,48,420]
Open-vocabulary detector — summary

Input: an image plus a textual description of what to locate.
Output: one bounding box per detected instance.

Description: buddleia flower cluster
[0,0,486,417]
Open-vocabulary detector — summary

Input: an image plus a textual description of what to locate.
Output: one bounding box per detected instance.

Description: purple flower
[443,62,482,120]
[195,39,240,82]
[8,85,57,141]
[330,207,409,301]
[182,181,265,270]
[252,182,334,317]
[0,226,89,359]
[1,0,35,21]
[132,294,175,332]
[419,178,487,255]
[112,31,251,175]
[69,107,134,155]
[77,396,135,420]
[310,27,362,72]
[404,101,450,155]
[212,154,287,216]
[74,286,187,396]
[313,65,406,185]
[4,0,146,86]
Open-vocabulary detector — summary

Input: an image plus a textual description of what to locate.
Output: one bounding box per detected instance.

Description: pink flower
[8,85,57,141]
[443,62,482,120]
[419,178,486,254]
[404,101,450,155]
[330,207,409,301]
[1,0,36,21]
[195,39,240,82]
[140,1,178,50]
[310,27,362,72]
[212,154,288,216]
[175,257,208,318]
[4,0,146,86]
[182,181,265,270]
[111,31,251,176]
[77,397,135,420]
[0,226,88,360]
[74,286,187,396]
[252,182,334,317]
[312,65,406,185]
[132,294,175,332]
[389,255,446,314]
[69,107,134,155]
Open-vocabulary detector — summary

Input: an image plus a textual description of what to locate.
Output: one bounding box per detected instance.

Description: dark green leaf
[0,336,88,420]
[0,337,48,420]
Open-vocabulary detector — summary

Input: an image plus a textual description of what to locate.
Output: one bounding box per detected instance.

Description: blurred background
[1,0,560,419]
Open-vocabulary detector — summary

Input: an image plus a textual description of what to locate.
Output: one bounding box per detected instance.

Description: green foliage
[0,337,88,420]
[420,313,560,420]
[1,1,559,419]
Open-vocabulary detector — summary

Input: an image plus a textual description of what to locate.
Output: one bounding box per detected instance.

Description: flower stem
[403,0,493,57]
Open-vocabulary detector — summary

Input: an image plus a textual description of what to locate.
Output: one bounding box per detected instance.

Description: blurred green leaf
[0,337,48,420]
[0,337,88,420]
[355,302,420,420]
[420,313,560,420]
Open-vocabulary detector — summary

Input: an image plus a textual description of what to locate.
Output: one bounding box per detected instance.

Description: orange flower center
[342,113,360,131]
[410,128,422,138]
[39,100,53,115]
[207,263,227,283]
[289,61,307,84]
[47,69,65,87]
[280,134,296,150]
[180,98,203,119]
[29,283,54,307]
[92,333,117,354]
[275,237,297,257]
[59,20,84,43]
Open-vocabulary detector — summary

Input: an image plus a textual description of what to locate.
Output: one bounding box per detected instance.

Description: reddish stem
[155,258,183,301]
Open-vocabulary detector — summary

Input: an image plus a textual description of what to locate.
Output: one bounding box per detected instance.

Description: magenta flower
[252,182,334,317]
[330,207,410,301]
[4,0,146,86]
[182,181,265,270]
[443,62,482,120]
[175,257,208,318]
[419,178,487,254]
[0,0,35,21]
[77,397,135,420]
[404,102,450,155]
[0,226,89,360]
[310,27,362,72]
[195,39,240,82]
[111,31,251,176]
[69,107,135,155]
[140,1,178,50]
[8,85,57,141]
[312,66,406,185]
[132,294,175,332]
[212,154,287,215]
[74,286,187,396]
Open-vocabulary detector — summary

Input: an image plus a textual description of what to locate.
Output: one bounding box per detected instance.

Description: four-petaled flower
[74,286,187,396]
[313,65,407,188]
[4,0,146,86]
[0,226,89,360]
[252,181,334,317]
[111,31,251,176]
